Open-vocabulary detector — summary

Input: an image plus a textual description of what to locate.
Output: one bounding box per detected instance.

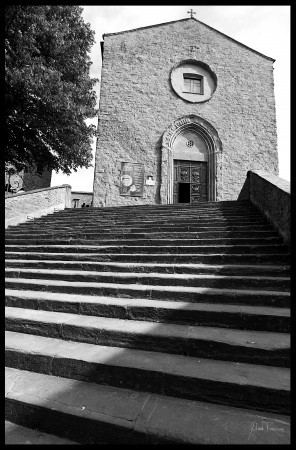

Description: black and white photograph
[5,5,290,445]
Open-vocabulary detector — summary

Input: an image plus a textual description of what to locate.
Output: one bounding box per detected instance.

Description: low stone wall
[246,170,290,245]
[5,185,72,228]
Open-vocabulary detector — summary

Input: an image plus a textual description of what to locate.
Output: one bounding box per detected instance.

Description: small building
[71,191,93,208]
[93,16,278,207]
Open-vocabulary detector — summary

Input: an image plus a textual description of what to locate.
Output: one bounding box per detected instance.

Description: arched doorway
[173,131,209,203]
[160,115,223,204]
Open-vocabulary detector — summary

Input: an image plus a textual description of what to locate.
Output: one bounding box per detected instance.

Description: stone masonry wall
[248,170,290,245]
[93,18,278,207]
[5,185,72,228]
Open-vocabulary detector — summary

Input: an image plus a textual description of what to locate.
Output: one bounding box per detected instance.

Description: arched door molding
[160,115,223,203]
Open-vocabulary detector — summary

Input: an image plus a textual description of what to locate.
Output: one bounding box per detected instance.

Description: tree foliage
[5,5,98,174]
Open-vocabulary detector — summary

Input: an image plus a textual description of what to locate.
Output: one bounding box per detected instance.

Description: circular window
[170,59,217,103]
[186,140,194,147]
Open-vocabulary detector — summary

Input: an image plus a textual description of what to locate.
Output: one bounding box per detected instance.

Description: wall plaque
[120,162,144,197]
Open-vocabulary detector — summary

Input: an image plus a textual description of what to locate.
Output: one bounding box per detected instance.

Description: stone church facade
[93,17,278,207]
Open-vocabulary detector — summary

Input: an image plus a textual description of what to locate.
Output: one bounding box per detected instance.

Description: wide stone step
[5,229,280,239]
[5,420,79,445]
[4,236,282,246]
[10,223,275,234]
[5,259,290,277]
[5,268,290,291]
[5,290,290,332]
[5,332,290,414]
[13,214,269,228]
[5,367,290,444]
[25,203,259,216]
[29,213,265,225]
[15,217,269,229]
[62,200,254,210]
[5,307,290,366]
[5,251,291,265]
[5,243,289,254]
[32,205,261,215]
[12,211,267,222]
[5,278,290,308]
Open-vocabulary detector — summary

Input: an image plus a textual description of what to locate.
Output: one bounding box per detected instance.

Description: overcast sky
[51,5,290,191]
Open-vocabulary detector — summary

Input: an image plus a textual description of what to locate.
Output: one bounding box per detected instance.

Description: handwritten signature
[248,421,285,440]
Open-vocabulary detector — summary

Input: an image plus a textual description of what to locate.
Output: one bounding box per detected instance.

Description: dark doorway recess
[178,183,190,203]
[173,160,208,203]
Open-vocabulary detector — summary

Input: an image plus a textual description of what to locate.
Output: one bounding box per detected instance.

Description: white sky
[51,5,290,191]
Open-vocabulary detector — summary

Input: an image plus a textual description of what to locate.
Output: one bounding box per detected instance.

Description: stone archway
[160,115,223,204]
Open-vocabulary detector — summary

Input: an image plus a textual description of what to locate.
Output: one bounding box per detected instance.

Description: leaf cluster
[5,5,99,174]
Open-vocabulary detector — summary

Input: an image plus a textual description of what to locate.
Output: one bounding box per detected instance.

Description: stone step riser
[6,389,290,446]
[5,279,290,308]
[5,350,290,415]
[10,213,269,223]
[5,245,289,255]
[5,252,291,265]
[4,237,282,246]
[5,260,290,276]
[5,396,152,445]
[5,270,290,291]
[27,205,259,215]
[63,201,255,210]
[9,224,275,234]
[62,207,257,214]
[5,230,280,239]
[5,316,289,367]
[13,212,266,221]
[16,218,269,229]
[5,295,290,333]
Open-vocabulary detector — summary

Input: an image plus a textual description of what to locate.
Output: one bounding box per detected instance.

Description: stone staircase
[5,200,290,444]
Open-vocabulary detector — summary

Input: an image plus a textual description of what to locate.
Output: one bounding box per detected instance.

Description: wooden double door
[173,160,208,203]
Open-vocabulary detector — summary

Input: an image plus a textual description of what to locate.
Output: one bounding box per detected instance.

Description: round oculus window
[170,60,217,103]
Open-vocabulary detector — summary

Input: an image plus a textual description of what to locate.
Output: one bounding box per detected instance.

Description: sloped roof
[102,17,275,62]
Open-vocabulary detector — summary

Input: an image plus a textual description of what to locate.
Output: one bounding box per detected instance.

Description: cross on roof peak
[187,9,196,19]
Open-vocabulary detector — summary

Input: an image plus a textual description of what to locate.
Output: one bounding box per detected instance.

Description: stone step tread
[5,259,290,272]
[14,222,270,230]
[33,211,263,217]
[63,201,253,208]
[5,212,264,221]
[5,307,290,351]
[5,367,290,444]
[5,241,283,248]
[54,206,258,212]
[5,267,290,281]
[5,243,288,249]
[5,260,290,277]
[51,211,260,216]
[5,289,291,317]
[5,421,79,445]
[5,251,290,258]
[6,236,281,243]
[5,331,290,391]
[28,207,260,214]
[5,227,278,233]
[13,216,269,224]
[29,218,267,226]
[5,237,281,243]
[12,226,275,233]
[5,277,291,296]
